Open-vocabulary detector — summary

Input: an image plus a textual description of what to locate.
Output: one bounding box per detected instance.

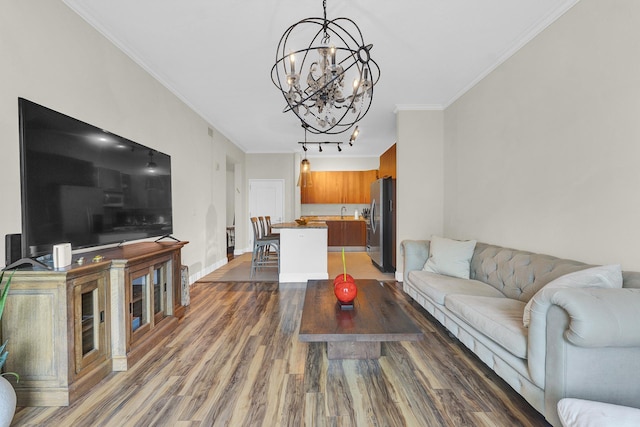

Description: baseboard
[189,257,228,284]
[328,246,366,252]
[279,272,329,283]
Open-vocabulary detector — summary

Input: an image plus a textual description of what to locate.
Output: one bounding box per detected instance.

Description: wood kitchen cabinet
[301,170,378,204]
[327,220,366,247]
[379,143,396,179]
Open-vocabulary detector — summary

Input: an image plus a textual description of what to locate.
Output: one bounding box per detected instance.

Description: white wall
[396,109,444,276]
[443,0,640,269]
[244,153,296,251]
[0,1,242,280]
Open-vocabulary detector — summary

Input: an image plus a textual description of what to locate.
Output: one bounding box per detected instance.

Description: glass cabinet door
[130,269,150,338]
[73,271,107,375]
[127,256,172,349]
[81,289,98,356]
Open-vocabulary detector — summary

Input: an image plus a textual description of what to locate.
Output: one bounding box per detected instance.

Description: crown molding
[444,0,581,108]
[394,104,444,113]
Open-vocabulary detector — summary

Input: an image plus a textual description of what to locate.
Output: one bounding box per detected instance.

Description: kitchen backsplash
[301,204,369,218]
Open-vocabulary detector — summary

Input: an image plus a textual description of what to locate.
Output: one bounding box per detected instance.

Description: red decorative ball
[333,273,355,287]
[334,280,357,305]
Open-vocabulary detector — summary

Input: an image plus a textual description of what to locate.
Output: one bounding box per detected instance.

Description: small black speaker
[5,234,21,266]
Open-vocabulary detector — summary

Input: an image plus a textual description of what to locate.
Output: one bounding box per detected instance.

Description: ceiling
[62,0,579,158]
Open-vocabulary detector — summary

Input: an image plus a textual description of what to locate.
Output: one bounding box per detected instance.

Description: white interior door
[248,179,284,245]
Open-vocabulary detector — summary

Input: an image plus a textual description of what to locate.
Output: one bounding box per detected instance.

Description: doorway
[248,179,284,246]
[226,159,236,261]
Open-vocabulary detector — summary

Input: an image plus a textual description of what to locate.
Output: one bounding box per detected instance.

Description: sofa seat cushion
[557,398,640,427]
[445,295,528,359]
[408,270,505,305]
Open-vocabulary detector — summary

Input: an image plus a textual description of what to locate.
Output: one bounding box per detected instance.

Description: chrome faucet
[341,206,347,218]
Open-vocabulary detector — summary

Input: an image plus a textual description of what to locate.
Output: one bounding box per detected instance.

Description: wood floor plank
[227,344,267,426]
[325,361,355,421]
[304,392,328,427]
[12,274,551,427]
[355,360,406,427]
[377,356,424,426]
[261,358,287,427]
[197,334,262,425]
[280,374,305,427]
[379,343,450,426]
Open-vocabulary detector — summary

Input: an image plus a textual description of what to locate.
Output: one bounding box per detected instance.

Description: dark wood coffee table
[299,279,423,359]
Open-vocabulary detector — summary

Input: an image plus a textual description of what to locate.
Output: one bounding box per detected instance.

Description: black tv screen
[18,98,173,258]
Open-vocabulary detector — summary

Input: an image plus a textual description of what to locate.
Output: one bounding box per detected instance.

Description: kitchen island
[271,221,328,283]
[302,216,367,250]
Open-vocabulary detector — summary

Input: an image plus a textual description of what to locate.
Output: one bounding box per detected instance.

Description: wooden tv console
[1,241,188,406]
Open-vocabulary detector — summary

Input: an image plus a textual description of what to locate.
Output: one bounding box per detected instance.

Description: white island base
[272,222,328,283]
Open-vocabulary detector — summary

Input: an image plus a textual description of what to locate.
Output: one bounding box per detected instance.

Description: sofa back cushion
[622,271,640,289]
[469,243,591,302]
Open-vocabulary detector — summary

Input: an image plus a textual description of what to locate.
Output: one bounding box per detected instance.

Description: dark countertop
[272,221,328,229]
[302,215,367,222]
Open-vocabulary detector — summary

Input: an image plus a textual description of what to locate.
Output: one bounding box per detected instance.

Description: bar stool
[263,216,280,255]
[265,216,278,237]
[250,217,279,277]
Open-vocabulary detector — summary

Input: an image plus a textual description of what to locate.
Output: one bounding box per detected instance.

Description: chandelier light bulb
[350,126,360,142]
[289,53,296,74]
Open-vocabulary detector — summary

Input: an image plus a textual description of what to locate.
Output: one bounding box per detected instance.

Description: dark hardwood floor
[12,279,550,426]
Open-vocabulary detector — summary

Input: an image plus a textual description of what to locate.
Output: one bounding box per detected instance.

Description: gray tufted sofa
[401,240,640,427]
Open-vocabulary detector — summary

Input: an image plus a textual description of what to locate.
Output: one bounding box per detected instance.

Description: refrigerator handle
[370,199,377,233]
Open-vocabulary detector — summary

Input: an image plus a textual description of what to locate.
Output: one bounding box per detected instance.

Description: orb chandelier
[271,0,380,136]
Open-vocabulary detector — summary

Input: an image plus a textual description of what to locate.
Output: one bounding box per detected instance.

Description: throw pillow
[522,264,623,328]
[422,236,477,279]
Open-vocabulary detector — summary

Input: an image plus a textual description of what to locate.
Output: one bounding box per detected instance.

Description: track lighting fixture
[297,124,360,153]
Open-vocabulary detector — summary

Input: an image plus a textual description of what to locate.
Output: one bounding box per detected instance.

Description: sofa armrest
[527,288,640,426]
[400,240,430,283]
[552,288,640,347]
[528,288,640,387]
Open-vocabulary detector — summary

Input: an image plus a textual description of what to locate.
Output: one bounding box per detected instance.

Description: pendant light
[297,130,312,187]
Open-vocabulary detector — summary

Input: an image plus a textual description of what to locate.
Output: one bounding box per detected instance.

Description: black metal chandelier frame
[271,0,380,136]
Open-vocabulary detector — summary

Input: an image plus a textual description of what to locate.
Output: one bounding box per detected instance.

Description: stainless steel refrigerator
[367,177,396,272]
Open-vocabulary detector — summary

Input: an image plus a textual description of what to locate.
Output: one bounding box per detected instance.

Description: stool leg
[250,244,259,278]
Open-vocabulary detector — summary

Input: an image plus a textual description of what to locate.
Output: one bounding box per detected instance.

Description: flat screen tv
[18,98,173,260]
